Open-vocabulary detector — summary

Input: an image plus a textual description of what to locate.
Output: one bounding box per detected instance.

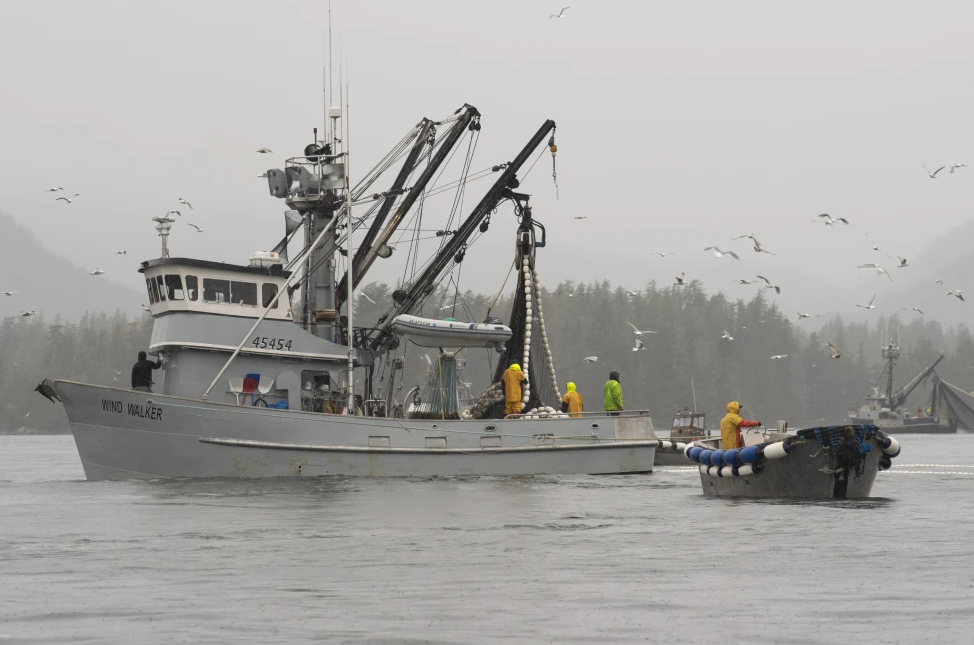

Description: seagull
[187,223,204,233]
[736,279,757,285]
[895,256,909,268]
[55,196,76,203]
[141,304,151,312]
[770,354,789,360]
[151,216,175,224]
[632,339,647,352]
[856,294,878,309]
[550,6,571,18]
[573,216,587,220]
[935,278,944,285]
[704,246,740,260]
[721,330,734,341]
[857,263,893,281]
[827,343,842,359]
[44,187,64,192]
[423,354,433,367]
[623,290,638,299]
[627,322,657,336]
[751,239,775,255]
[814,214,849,226]
[114,251,126,255]
[947,290,965,302]
[257,147,273,154]
[903,307,925,315]
[732,234,757,241]
[358,291,376,305]
[19,310,36,317]
[949,163,967,174]
[755,275,781,294]
[924,165,945,178]
[257,172,268,178]
[865,233,880,251]
[34,379,61,404]
[651,252,677,258]
[178,197,193,209]
[3,291,18,296]
[797,312,818,320]
[583,356,599,364]
[166,210,182,217]
[674,272,688,286]
[90,268,105,276]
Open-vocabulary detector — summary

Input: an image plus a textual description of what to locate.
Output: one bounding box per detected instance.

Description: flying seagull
[3,291,18,296]
[627,322,657,336]
[651,252,677,258]
[583,356,599,364]
[550,6,571,18]
[44,187,64,193]
[141,304,151,312]
[34,379,61,404]
[935,278,944,285]
[770,354,789,360]
[624,290,638,299]
[857,263,893,281]
[756,275,781,294]
[797,312,818,320]
[856,294,878,309]
[866,233,880,251]
[178,197,193,209]
[90,268,105,276]
[814,214,849,226]
[573,216,587,220]
[751,239,775,255]
[903,307,925,315]
[358,291,376,305]
[632,339,647,352]
[674,272,688,286]
[949,163,967,174]
[704,246,740,260]
[827,343,842,359]
[895,256,909,268]
[947,290,965,302]
[257,172,268,178]
[19,310,36,317]
[114,251,126,255]
[732,234,757,241]
[256,147,273,154]
[55,196,76,203]
[736,279,757,285]
[924,165,945,178]
[187,223,204,233]
[151,216,175,224]
[166,210,182,217]
[721,330,734,341]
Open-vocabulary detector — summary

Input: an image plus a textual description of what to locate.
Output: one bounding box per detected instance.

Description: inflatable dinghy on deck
[391,314,512,348]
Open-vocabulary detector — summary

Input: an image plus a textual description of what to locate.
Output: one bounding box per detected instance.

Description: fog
[2,0,973,316]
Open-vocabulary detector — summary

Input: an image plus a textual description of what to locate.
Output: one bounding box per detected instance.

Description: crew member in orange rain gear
[720,401,761,449]
[561,382,584,418]
[502,363,527,416]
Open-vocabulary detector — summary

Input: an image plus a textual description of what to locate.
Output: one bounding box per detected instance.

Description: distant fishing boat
[653,408,718,466]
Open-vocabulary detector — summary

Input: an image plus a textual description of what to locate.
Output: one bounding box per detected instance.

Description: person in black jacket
[131,351,162,392]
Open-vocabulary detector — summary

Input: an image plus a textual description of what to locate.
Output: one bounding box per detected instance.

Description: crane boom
[890,354,944,410]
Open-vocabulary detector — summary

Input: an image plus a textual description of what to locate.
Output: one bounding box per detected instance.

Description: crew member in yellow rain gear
[561,382,584,418]
[502,363,527,416]
[720,401,761,449]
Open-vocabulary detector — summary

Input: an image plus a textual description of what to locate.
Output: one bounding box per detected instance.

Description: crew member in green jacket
[603,371,623,415]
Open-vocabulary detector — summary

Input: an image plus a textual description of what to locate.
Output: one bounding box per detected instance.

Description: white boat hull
[57,381,657,480]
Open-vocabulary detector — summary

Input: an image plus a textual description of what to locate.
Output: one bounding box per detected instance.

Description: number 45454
[251,336,292,351]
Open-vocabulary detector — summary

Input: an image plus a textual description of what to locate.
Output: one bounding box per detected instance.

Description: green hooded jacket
[603,375,623,411]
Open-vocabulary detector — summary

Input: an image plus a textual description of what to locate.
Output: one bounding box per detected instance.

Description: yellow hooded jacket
[562,382,583,417]
[502,364,526,404]
[720,401,759,449]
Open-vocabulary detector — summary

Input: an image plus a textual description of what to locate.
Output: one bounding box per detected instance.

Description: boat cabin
[140,255,292,321]
[670,408,708,439]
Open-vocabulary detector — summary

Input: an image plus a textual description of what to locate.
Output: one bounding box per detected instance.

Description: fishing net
[479,258,562,419]
[411,352,460,420]
[931,379,974,431]
[796,425,876,481]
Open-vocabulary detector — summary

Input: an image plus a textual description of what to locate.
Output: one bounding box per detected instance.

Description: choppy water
[2,435,974,644]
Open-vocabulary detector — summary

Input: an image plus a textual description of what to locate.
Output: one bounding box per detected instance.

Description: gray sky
[2,0,973,319]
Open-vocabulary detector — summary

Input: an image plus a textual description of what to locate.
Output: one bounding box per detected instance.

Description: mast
[881,336,900,408]
[371,119,556,346]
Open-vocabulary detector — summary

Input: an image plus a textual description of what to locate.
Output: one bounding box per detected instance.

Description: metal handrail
[503,409,653,420]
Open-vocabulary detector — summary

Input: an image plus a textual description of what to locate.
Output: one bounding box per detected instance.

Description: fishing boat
[685,424,901,499]
[653,408,718,466]
[50,103,657,479]
[846,339,955,434]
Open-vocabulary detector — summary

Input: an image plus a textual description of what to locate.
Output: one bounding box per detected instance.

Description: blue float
[723,449,740,466]
[739,446,762,464]
[710,450,726,466]
[699,450,714,465]
[688,446,704,463]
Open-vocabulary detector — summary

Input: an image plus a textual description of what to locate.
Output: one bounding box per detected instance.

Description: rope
[487,258,517,317]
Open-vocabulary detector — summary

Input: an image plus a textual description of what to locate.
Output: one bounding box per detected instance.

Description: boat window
[262,283,279,309]
[164,274,184,300]
[185,275,198,301]
[155,275,166,301]
[231,281,258,306]
[202,278,230,304]
[146,278,155,304]
[693,415,703,427]
[672,417,683,428]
